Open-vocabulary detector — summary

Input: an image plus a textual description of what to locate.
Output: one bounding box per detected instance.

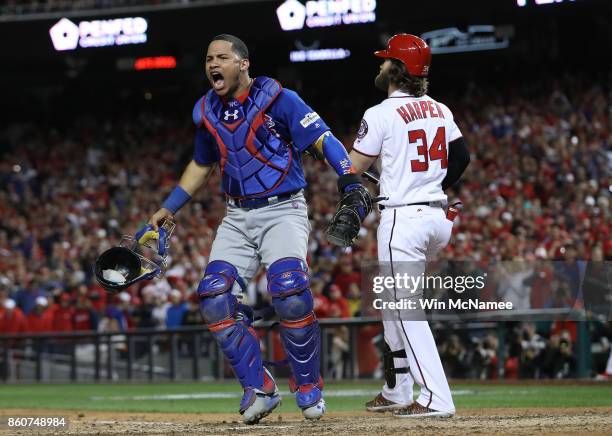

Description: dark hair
[212,34,249,59]
[388,59,429,97]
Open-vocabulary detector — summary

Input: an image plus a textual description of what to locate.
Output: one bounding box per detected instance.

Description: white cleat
[240,369,282,425]
[302,398,326,420]
[241,389,282,425]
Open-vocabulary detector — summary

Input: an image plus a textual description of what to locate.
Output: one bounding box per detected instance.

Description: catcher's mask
[94,221,175,293]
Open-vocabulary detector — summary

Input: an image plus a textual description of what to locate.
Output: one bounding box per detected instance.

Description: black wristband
[337,173,362,193]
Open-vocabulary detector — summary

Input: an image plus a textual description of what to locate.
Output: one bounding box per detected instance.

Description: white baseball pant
[377,204,455,413]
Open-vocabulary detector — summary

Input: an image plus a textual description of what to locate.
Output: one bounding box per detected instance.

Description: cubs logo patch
[357,118,368,139]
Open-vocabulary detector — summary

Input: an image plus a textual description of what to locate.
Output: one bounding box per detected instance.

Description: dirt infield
[2,407,612,435]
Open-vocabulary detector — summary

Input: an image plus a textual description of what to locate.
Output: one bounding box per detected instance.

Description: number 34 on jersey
[352,92,463,205]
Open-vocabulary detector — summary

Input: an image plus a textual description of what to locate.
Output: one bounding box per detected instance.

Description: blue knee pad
[268,257,321,388]
[198,260,263,389]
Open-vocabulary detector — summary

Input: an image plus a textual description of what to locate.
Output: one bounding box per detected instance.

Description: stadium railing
[0,311,593,383]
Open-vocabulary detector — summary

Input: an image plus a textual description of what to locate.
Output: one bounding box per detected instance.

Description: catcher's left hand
[326,174,373,247]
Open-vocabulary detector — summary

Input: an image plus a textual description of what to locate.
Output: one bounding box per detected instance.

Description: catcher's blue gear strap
[267,257,321,389]
[134,224,170,257]
[197,260,264,390]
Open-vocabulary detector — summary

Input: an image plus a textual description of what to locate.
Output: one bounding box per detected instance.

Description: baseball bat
[362,170,380,185]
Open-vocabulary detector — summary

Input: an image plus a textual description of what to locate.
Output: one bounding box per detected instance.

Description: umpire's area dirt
[2,408,612,436]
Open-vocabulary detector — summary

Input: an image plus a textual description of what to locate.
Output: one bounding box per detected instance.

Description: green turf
[0,382,610,413]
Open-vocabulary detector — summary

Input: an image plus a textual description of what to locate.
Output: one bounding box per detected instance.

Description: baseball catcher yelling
[137,34,369,425]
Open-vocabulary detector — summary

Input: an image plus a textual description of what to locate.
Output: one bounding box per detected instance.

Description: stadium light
[134,56,177,70]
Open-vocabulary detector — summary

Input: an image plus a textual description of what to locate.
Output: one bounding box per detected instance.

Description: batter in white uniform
[348,34,471,418]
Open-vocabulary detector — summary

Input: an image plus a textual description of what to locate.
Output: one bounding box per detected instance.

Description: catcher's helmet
[94,247,153,293]
[374,34,431,77]
[94,221,174,293]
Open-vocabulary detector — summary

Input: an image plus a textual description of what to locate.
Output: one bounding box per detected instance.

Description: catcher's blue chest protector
[202,77,292,198]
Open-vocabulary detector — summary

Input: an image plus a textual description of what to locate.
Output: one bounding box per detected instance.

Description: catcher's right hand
[326,174,373,247]
[148,207,174,230]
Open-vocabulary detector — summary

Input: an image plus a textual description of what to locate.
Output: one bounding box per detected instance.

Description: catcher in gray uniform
[140,34,371,424]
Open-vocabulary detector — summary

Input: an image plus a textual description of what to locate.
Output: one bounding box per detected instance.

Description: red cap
[375,34,431,77]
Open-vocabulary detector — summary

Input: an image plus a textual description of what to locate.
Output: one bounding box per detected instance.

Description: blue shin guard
[199,261,279,422]
[267,258,324,412]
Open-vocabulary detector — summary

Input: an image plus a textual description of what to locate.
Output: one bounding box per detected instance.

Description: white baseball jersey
[356,90,461,414]
[353,90,462,207]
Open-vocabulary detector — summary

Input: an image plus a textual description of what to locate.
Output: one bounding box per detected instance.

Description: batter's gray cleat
[365,393,408,412]
[393,402,454,418]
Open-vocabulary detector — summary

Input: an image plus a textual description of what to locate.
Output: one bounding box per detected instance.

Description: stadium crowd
[0,75,610,378]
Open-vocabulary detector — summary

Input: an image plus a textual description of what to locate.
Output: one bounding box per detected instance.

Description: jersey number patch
[409,127,448,172]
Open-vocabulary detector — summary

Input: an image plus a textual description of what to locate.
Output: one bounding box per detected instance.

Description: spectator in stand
[0,288,7,309]
[440,334,469,379]
[73,296,99,332]
[552,337,577,378]
[327,284,350,319]
[311,278,330,318]
[518,323,547,378]
[104,292,132,332]
[330,325,350,379]
[332,254,361,298]
[166,289,187,329]
[14,278,46,315]
[545,281,574,309]
[25,296,52,333]
[346,282,361,317]
[0,299,27,335]
[132,291,157,330]
[182,292,202,327]
[151,294,170,328]
[473,334,498,379]
[50,293,74,333]
[88,287,106,314]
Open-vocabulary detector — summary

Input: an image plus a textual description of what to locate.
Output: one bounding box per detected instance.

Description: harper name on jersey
[353,90,463,207]
[396,100,446,124]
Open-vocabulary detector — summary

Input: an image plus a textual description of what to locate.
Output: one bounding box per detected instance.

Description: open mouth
[210,71,225,90]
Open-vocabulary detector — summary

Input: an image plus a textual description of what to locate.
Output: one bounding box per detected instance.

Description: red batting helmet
[374,34,431,77]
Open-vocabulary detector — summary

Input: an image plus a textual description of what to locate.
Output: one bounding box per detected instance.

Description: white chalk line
[91,388,475,401]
